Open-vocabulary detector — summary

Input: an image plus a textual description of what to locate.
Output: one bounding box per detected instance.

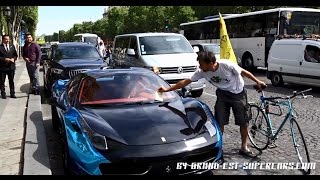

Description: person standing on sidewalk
[158,51,266,157]
[22,33,41,95]
[0,35,18,99]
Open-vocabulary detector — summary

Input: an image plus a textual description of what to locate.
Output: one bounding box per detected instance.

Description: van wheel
[271,73,284,87]
[191,89,203,98]
[242,56,254,70]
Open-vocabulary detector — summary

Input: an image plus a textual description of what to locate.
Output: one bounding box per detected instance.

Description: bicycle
[248,85,312,175]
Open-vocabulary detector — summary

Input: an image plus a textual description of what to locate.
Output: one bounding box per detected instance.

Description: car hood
[56,58,104,68]
[141,53,198,67]
[79,99,210,146]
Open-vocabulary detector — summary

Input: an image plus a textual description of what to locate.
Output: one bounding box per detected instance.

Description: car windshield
[139,35,194,55]
[204,45,220,54]
[79,72,179,105]
[55,46,101,59]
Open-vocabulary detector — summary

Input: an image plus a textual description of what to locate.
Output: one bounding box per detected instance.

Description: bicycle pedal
[268,142,277,148]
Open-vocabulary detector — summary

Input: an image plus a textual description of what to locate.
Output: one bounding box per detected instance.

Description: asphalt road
[40,68,320,175]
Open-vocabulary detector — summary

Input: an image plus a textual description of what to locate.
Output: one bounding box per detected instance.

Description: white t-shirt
[190,60,244,94]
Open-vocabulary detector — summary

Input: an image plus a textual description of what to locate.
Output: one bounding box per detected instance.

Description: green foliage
[54,6,319,43]
[22,6,38,36]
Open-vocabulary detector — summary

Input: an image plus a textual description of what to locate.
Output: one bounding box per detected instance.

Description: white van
[111,33,206,97]
[267,38,320,87]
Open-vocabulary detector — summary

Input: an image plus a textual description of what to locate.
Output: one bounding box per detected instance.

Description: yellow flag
[219,13,237,64]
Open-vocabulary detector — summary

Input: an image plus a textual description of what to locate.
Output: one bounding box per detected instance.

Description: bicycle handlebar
[253,84,312,101]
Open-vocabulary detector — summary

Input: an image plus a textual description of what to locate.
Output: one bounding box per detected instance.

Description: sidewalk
[0,59,51,175]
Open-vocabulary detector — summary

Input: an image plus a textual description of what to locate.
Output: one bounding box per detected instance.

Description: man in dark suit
[0,35,18,99]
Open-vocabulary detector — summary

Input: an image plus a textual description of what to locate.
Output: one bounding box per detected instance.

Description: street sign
[21,31,25,47]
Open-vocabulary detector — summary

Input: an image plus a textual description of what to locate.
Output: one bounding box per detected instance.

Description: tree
[0,6,38,51]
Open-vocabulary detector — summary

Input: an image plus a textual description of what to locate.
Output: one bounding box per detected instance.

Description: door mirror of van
[127,48,136,56]
[193,46,200,53]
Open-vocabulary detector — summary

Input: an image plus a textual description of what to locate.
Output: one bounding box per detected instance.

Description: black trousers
[0,70,15,96]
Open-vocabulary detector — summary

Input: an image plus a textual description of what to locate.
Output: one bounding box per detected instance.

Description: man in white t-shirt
[158,51,266,157]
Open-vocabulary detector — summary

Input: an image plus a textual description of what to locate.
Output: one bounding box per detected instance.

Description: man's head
[2,35,10,45]
[25,33,33,43]
[197,51,216,72]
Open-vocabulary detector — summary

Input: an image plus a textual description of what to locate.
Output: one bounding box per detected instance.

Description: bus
[74,33,101,46]
[180,7,320,70]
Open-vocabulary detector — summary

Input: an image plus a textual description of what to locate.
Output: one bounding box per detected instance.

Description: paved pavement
[198,73,320,175]
[0,59,50,175]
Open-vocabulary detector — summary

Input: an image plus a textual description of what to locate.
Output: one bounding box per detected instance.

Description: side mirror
[48,97,67,111]
[193,46,200,53]
[127,48,136,56]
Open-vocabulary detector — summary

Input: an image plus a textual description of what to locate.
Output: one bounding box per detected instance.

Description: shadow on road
[20,83,30,94]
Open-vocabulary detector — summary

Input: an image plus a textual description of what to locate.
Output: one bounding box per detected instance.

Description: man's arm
[240,68,266,88]
[35,44,41,65]
[12,47,18,61]
[158,79,192,92]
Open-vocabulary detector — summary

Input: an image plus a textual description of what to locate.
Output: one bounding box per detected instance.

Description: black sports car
[43,42,106,95]
[50,67,223,175]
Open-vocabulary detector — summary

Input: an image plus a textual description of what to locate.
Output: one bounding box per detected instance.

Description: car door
[300,43,320,86]
[43,47,53,87]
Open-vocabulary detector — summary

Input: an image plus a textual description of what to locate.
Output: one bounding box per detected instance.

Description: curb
[23,94,52,175]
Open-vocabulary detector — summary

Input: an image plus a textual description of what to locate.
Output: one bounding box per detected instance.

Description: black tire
[51,106,60,131]
[61,126,73,175]
[271,72,284,87]
[290,118,311,175]
[191,89,203,98]
[248,104,270,150]
[242,56,254,70]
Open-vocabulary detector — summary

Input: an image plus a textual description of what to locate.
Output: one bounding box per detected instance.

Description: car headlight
[202,105,218,137]
[52,68,64,74]
[204,121,216,137]
[78,117,108,150]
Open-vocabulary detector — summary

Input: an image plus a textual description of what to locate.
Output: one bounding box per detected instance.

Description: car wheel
[61,127,73,175]
[191,89,203,98]
[271,72,284,87]
[51,106,60,131]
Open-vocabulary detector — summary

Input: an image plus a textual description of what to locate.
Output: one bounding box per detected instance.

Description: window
[55,46,101,60]
[304,45,320,63]
[139,35,194,55]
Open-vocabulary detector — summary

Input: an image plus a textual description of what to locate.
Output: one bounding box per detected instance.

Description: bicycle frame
[257,92,293,140]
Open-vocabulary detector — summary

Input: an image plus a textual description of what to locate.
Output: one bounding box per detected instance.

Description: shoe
[10,94,17,98]
[239,149,256,158]
[1,95,6,99]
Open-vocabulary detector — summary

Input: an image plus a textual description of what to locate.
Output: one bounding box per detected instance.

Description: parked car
[40,46,50,65]
[267,38,320,87]
[191,43,220,60]
[110,33,206,98]
[50,67,223,175]
[43,42,107,95]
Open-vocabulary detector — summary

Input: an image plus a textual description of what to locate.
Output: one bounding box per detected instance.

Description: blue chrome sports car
[50,67,223,175]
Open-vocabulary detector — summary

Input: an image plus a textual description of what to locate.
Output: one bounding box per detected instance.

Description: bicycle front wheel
[290,118,311,175]
[248,104,270,150]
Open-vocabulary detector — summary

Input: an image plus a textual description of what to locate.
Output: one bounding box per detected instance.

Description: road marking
[203,92,216,97]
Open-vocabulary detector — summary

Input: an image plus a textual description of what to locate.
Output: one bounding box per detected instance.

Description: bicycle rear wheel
[248,104,270,150]
[290,118,311,175]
